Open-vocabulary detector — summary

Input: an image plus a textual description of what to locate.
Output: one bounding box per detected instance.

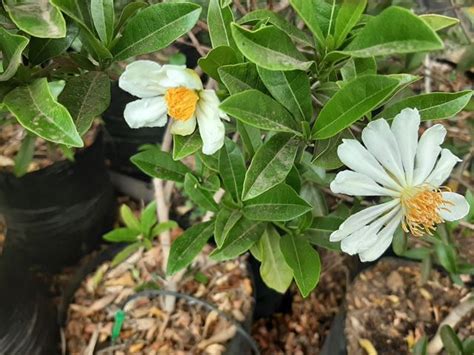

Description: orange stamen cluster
[401,185,452,237]
[165,87,199,121]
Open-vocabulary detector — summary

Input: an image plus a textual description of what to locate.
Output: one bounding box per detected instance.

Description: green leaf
[131,146,192,182]
[344,7,443,57]
[140,201,157,235]
[391,227,408,256]
[3,0,66,38]
[463,337,474,355]
[242,132,299,200]
[120,204,141,231]
[173,130,202,160]
[440,325,463,355]
[91,0,115,45]
[289,0,330,47]
[280,234,320,297]
[231,23,313,71]
[238,9,313,47]
[29,24,79,65]
[218,138,246,203]
[214,208,242,248]
[340,57,376,82]
[207,0,235,49]
[13,133,35,177]
[151,221,178,238]
[198,45,239,82]
[334,0,367,48]
[243,184,311,221]
[259,225,293,293]
[420,14,459,32]
[111,242,141,267]
[435,243,458,274]
[377,91,473,121]
[103,228,140,243]
[312,129,353,170]
[412,336,428,355]
[220,89,300,134]
[257,67,313,122]
[115,1,147,34]
[184,173,218,212]
[312,75,399,139]
[4,78,83,147]
[237,120,261,158]
[167,221,214,275]
[0,27,28,81]
[58,71,111,136]
[211,217,265,261]
[112,3,201,61]
[218,62,266,95]
[305,216,343,251]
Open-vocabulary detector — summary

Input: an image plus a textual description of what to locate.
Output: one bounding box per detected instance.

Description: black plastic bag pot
[0,132,116,270]
[102,83,165,179]
[0,256,59,355]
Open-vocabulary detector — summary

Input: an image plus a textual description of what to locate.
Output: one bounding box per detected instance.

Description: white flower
[118,60,229,155]
[330,108,469,262]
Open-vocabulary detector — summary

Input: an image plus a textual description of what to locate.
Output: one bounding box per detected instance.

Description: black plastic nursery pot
[0,131,116,270]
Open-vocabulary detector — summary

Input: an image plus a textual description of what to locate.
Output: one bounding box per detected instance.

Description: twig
[427,294,474,354]
[187,31,208,57]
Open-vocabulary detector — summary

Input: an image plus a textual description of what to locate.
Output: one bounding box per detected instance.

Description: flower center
[400,185,452,237]
[165,87,199,121]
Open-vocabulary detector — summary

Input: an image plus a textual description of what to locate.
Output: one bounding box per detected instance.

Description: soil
[251,252,352,354]
[63,242,254,355]
[0,122,99,174]
[345,258,473,355]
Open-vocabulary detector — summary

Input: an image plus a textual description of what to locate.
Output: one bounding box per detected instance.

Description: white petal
[196,97,225,155]
[170,117,197,136]
[330,171,399,197]
[439,192,470,221]
[362,118,406,186]
[123,97,168,129]
[359,211,403,262]
[340,206,400,255]
[119,60,165,98]
[412,124,446,185]
[391,108,420,185]
[330,199,400,242]
[158,65,203,90]
[337,139,401,191]
[200,90,229,120]
[425,149,461,187]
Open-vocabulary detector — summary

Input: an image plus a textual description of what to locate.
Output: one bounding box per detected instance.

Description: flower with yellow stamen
[119,60,229,155]
[330,108,469,262]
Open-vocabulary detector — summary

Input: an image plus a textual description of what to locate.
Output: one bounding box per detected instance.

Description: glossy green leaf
[173,131,202,160]
[184,173,218,212]
[151,221,178,238]
[289,0,332,47]
[167,221,214,275]
[231,23,313,71]
[334,0,366,48]
[115,1,147,34]
[131,146,192,182]
[312,75,399,139]
[312,129,353,170]
[3,0,66,38]
[280,234,321,297]
[243,184,311,221]
[420,14,459,31]
[440,325,463,355]
[259,226,293,293]
[211,217,265,261]
[207,0,235,49]
[112,3,201,61]
[238,9,313,47]
[91,0,115,45]
[242,132,299,200]
[218,63,266,95]
[198,46,239,81]
[340,57,376,82]
[377,91,473,121]
[0,27,28,81]
[140,201,157,235]
[103,228,139,243]
[214,208,242,248]
[29,24,79,65]
[305,216,343,251]
[4,78,82,147]
[220,89,300,134]
[257,67,312,122]
[13,133,35,177]
[120,204,141,231]
[58,71,110,136]
[344,7,443,57]
[218,138,245,203]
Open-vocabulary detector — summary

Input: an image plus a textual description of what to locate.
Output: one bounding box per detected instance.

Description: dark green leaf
[29,24,79,65]
[312,129,353,170]
[440,325,463,355]
[218,138,246,203]
[289,0,332,47]
[218,62,266,95]
[91,0,115,45]
[412,336,427,355]
[334,0,367,48]
[173,130,202,160]
[115,1,147,34]
[103,228,140,243]
[237,120,261,157]
[13,133,35,177]
[391,227,408,255]
[305,216,343,251]
[214,208,242,248]
[184,173,218,212]
[435,243,458,274]
[340,57,376,82]
[198,45,239,81]
[207,0,235,49]
[0,27,28,81]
